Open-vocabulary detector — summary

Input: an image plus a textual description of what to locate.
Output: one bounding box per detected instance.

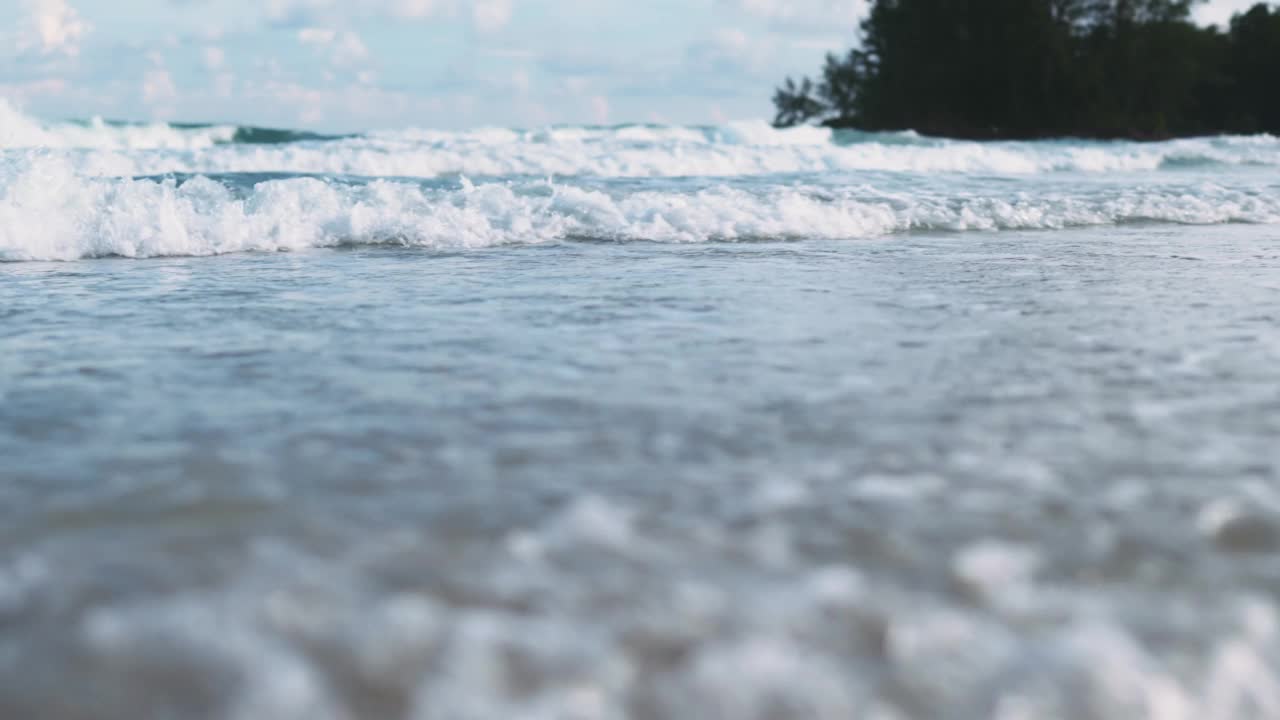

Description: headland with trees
[773,0,1280,139]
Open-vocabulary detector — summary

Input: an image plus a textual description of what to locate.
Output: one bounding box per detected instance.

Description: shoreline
[821,119,1269,143]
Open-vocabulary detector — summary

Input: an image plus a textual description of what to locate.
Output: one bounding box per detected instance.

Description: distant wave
[5,101,1280,178]
[0,101,345,150]
[10,131,1280,179]
[3,157,1277,261]
[224,125,350,145]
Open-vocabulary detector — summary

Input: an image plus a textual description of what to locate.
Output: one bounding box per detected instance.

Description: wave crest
[3,158,1277,261]
[6,101,1280,178]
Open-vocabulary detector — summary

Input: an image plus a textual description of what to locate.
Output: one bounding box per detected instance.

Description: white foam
[714,120,834,146]
[0,100,236,151]
[45,132,1280,179]
[3,157,1277,261]
[0,135,1124,178]
[5,101,1280,178]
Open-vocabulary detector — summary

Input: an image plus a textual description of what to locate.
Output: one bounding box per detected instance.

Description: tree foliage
[773,0,1280,138]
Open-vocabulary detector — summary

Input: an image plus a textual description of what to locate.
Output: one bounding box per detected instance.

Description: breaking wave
[0,101,341,150]
[4,101,1280,178]
[3,157,1278,261]
[4,102,1280,262]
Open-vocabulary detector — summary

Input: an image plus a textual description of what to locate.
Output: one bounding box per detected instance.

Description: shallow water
[4,105,1280,718]
[4,225,1280,719]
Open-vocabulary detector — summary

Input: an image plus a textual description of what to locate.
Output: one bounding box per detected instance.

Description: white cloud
[139,49,178,119]
[265,0,509,32]
[203,46,226,71]
[333,33,370,64]
[392,0,446,18]
[297,27,370,66]
[590,95,610,124]
[472,0,513,33]
[237,77,444,127]
[142,70,176,103]
[142,68,178,115]
[297,26,337,44]
[510,68,530,95]
[213,73,235,99]
[9,0,795,129]
[710,27,751,56]
[685,27,773,78]
[0,79,68,102]
[561,76,591,95]
[724,0,867,33]
[18,0,90,57]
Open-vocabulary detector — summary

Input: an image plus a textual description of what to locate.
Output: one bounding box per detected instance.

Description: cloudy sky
[0,0,1266,131]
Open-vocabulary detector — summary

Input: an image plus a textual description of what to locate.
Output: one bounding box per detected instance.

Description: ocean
[3,102,1280,719]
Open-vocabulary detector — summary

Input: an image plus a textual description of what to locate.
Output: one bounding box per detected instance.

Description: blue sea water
[4,103,1280,718]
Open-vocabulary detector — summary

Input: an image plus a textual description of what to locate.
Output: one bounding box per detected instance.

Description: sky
[0,0,1269,131]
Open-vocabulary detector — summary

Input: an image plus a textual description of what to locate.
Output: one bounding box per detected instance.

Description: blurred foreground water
[4,223,1280,718]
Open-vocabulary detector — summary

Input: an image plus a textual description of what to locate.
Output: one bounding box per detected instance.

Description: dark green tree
[816,50,863,121]
[771,77,826,127]
[1224,4,1280,132]
[772,0,1280,139]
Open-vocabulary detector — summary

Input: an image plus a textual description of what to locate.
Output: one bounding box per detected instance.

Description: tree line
[773,1,1280,139]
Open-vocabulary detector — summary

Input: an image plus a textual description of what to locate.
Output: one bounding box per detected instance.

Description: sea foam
[5,101,1280,179]
[3,157,1277,261]
[0,101,238,151]
[25,129,1280,179]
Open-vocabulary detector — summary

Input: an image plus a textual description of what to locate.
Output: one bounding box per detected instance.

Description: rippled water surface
[5,226,1280,719]
[4,104,1280,719]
